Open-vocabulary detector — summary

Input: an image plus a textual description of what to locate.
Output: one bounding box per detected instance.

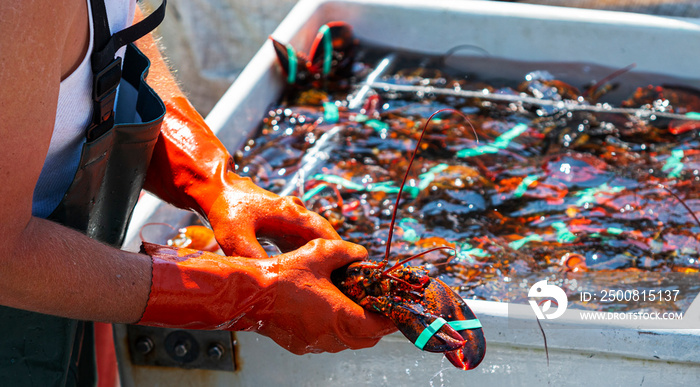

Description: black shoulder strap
[87,0,167,141]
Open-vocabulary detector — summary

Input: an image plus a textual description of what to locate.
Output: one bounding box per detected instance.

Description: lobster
[330,109,486,370]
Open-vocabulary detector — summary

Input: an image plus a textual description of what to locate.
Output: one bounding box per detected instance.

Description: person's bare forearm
[0,1,151,324]
[0,216,151,323]
[0,6,205,323]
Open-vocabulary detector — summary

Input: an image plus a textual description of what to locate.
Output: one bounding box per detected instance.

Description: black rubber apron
[0,1,167,385]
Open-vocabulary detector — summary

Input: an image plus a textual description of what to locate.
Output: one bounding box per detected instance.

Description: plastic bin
[117,1,700,385]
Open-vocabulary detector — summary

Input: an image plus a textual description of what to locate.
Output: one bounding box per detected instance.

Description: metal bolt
[174,342,188,357]
[135,337,154,355]
[207,344,225,361]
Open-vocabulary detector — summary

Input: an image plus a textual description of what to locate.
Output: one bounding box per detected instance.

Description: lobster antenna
[659,184,700,227]
[535,317,550,367]
[583,63,636,99]
[384,246,456,274]
[383,108,478,264]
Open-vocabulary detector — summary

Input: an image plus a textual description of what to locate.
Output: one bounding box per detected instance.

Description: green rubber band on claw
[448,319,483,331]
[285,44,297,84]
[414,318,482,350]
[318,24,332,76]
[323,101,339,123]
[415,318,448,350]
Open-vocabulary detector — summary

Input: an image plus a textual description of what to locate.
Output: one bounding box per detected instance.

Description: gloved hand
[138,239,396,354]
[144,96,340,258]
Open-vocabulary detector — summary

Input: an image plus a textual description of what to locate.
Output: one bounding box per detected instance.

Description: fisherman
[0,1,394,384]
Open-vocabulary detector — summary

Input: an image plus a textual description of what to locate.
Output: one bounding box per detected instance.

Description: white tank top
[32,0,137,218]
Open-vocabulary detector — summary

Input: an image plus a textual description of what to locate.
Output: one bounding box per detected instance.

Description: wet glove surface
[145,96,339,258]
[139,239,396,354]
[206,179,341,258]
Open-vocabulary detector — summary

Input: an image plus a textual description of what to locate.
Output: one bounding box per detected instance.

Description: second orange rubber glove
[138,239,395,354]
[144,96,341,258]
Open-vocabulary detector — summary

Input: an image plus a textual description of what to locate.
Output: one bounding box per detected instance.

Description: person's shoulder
[0,0,85,126]
[0,0,84,38]
[1,0,87,74]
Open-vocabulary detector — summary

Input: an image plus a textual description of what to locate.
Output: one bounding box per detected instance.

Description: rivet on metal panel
[135,337,154,354]
[207,343,225,361]
[165,330,199,363]
[174,342,189,357]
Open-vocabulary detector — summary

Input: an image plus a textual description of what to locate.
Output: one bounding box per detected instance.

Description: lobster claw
[384,300,467,353]
[421,278,486,370]
[269,37,314,85]
[308,21,358,79]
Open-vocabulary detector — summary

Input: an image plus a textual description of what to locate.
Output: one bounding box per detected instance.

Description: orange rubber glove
[144,96,340,258]
[138,239,395,354]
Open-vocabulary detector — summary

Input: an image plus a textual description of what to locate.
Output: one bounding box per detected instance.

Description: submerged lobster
[270,21,358,87]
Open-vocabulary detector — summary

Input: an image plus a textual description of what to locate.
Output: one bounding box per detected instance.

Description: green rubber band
[353,113,368,123]
[285,44,297,84]
[301,183,327,202]
[414,318,483,350]
[415,318,447,350]
[457,123,528,158]
[365,119,388,132]
[662,149,685,178]
[552,221,577,243]
[574,183,624,206]
[606,227,623,235]
[513,174,538,198]
[318,24,332,76]
[509,233,543,250]
[323,102,339,123]
[448,319,483,331]
[686,112,700,120]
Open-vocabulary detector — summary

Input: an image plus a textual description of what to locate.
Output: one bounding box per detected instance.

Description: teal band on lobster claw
[414,318,482,350]
[414,318,447,350]
[318,24,332,76]
[301,183,328,202]
[448,319,483,331]
[285,44,297,84]
[323,101,339,123]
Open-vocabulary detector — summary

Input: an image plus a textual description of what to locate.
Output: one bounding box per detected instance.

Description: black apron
[0,1,167,385]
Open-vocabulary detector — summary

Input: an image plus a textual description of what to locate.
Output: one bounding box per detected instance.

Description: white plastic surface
[120,1,700,385]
